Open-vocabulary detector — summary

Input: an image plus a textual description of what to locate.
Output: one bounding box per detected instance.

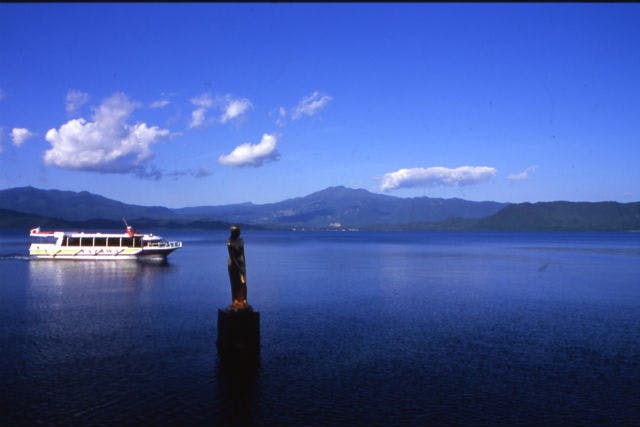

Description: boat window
[36,235,57,244]
[107,237,120,247]
[68,237,80,246]
[133,237,142,247]
[62,237,68,246]
[122,237,133,247]
[94,237,107,247]
[81,237,93,247]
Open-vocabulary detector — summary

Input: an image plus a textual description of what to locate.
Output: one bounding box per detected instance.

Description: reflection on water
[28,259,171,294]
[6,256,220,425]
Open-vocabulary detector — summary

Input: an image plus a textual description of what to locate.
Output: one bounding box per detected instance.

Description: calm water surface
[1,230,639,426]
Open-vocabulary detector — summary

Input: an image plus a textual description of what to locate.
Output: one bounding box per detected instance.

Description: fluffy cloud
[66,90,89,115]
[508,165,538,181]
[12,128,35,146]
[218,133,279,167]
[291,91,332,120]
[44,93,169,174]
[220,98,252,123]
[380,166,497,191]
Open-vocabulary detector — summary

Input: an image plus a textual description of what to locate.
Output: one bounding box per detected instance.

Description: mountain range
[0,186,639,231]
[174,186,506,227]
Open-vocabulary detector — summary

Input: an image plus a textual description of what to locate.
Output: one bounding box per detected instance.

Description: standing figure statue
[227,225,251,311]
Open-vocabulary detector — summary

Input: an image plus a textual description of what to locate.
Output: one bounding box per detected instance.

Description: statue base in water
[217,308,260,355]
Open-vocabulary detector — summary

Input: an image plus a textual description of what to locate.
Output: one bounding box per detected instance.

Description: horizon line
[0,184,637,209]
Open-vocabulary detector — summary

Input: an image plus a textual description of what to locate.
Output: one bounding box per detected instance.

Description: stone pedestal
[217,308,260,355]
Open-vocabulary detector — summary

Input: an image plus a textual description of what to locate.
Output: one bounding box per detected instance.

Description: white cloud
[218,133,279,167]
[44,92,169,174]
[508,165,538,181]
[189,93,252,128]
[380,166,497,191]
[291,91,332,120]
[191,93,214,109]
[150,99,170,109]
[66,90,89,115]
[12,128,35,147]
[189,108,207,128]
[220,98,252,123]
[189,93,214,128]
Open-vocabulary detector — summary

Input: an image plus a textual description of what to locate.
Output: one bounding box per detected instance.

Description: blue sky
[1,3,639,208]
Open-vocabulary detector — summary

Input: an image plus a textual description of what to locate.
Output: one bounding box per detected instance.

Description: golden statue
[227,225,250,311]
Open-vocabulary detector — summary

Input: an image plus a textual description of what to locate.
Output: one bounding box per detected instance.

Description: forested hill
[0,209,76,229]
[474,201,640,231]
[0,208,245,231]
[0,186,175,221]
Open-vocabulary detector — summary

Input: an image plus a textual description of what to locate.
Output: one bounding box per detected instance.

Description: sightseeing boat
[28,224,182,261]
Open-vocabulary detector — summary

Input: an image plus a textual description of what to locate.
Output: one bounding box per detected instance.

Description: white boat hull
[29,246,180,260]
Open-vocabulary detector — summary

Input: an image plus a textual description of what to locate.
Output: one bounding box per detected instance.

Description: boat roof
[30,230,160,238]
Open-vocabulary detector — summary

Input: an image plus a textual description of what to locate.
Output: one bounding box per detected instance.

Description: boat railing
[145,240,182,248]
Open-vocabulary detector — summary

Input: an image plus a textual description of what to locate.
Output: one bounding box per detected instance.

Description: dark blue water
[1,230,639,426]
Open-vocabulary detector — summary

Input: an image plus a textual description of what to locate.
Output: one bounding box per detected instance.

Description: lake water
[1,230,639,426]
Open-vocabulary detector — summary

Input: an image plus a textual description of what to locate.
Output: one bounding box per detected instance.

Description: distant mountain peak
[309,186,376,197]
[313,185,351,193]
